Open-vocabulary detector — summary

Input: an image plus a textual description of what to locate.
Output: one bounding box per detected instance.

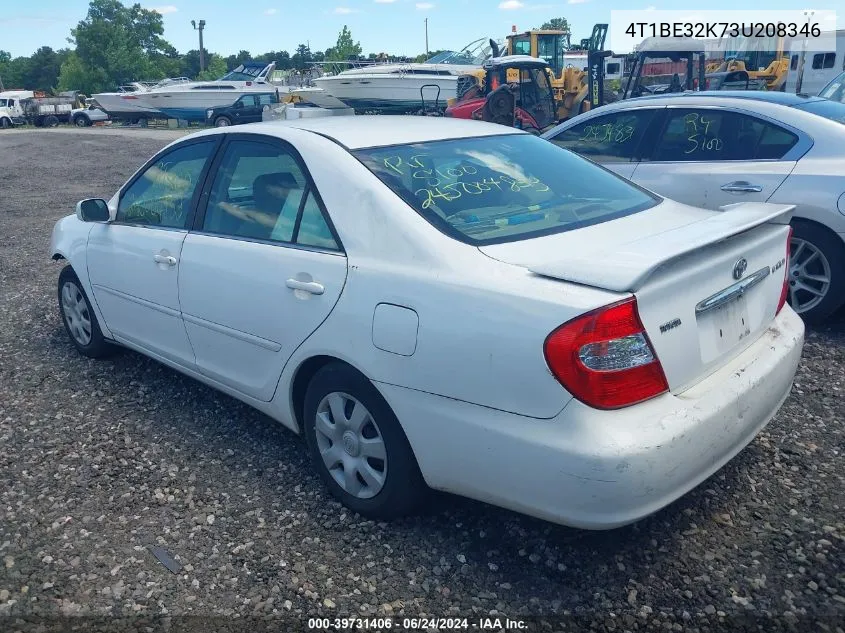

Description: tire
[303,363,427,519]
[788,220,845,323]
[44,115,59,128]
[57,266,115,359]
[0,117,10,129]
[214,116,232,127]
[74,115,91,127]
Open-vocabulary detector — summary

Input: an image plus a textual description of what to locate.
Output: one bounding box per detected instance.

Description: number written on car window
[683,112,723,154]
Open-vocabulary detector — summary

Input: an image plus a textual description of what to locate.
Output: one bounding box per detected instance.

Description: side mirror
[76,198,110,222]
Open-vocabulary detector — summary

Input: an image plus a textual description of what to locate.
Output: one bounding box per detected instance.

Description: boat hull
[312,74,459,112]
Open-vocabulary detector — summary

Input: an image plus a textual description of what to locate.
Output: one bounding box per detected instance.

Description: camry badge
[732,258,748,280]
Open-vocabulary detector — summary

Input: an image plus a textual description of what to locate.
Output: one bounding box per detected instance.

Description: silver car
[542,91,845,322]
[70,104,110,127]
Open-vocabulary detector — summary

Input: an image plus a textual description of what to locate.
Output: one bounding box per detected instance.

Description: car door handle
[286,279,324,295]
[154,254,177,266]
[720,181,763,193]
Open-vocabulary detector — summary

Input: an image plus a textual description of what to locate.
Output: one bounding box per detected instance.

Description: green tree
[292,43,313,70]
[57,52,98,93]
[60,0,177,93]
[196,54,227,80]
[540,17,570,32]
[327,26,362,62]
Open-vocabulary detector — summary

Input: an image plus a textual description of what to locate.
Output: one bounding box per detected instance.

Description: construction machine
[444,56,558,133]
[504,23,609,120]
[707,35,789,90]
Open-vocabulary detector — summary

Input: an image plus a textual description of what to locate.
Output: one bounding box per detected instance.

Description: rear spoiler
[529,202,795,293]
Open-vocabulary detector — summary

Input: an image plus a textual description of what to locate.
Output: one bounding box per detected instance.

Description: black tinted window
[548,110,656,163]
[812,53,836,70]
[651,110,798,162]
[790,54,799,70]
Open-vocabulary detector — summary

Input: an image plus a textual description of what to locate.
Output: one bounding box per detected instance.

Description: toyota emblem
[732,258,748,280]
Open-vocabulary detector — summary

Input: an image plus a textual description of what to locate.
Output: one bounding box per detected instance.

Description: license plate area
[697,293,751,364]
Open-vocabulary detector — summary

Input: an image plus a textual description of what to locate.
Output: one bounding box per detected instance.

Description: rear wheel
[303,363,427,519]
[214,115,232,127]
[44,115,59,128]
[788,221,845,323]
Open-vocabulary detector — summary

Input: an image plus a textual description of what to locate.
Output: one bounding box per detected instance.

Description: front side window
[548,110,657,163]
[650,109,797,162]
[353,134,659,245]
[202,139,340,250]
[117,141,215,228]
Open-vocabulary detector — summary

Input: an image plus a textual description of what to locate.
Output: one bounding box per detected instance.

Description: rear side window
[202,139,339,249]
[353,134,659,245]
[650,109,798,161]
[547,109,657,163]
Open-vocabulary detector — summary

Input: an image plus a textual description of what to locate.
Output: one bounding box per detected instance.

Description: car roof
[619,90,827,106]
[213,115,524,150]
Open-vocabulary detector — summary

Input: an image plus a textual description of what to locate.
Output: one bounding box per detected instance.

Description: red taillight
[543,297,669,410]
[777,226,793,315]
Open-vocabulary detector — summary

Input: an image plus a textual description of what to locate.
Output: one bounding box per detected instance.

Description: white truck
[0,89,76,128]
[784,29,845,95]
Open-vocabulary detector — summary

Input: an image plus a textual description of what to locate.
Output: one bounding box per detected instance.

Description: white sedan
[542,91,845,322]
[50,117,804,529]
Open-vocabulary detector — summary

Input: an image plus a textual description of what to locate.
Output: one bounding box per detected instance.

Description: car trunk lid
[479,200,795,392]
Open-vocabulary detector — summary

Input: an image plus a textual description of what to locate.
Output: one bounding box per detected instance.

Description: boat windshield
[222,64,270,81]
[425,38,501,65]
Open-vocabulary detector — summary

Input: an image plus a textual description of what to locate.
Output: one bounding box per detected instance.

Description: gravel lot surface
[0,129,843,633]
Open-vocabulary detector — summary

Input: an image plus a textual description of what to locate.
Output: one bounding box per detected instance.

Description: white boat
[312,39,500,112]
[92,79,191,120]
[94,62,288,121]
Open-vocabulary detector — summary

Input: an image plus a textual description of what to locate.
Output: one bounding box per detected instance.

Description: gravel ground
[0,129,843,633]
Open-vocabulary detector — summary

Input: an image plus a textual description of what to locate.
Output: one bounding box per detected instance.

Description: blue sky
[0,1,841,59]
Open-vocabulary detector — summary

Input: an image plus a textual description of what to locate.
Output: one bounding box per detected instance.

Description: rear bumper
[378,307,804,529]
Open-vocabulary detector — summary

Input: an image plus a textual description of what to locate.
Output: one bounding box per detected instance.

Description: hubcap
[216,119,229,127]
[61,282,93,346]
[314,392,387,499]
[788,237,831,314]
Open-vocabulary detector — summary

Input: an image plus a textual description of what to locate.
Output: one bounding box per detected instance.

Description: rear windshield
[352,134,659,245]
[793,99,845,124]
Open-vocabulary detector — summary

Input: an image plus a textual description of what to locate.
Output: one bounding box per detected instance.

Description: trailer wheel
[0,117,10,130]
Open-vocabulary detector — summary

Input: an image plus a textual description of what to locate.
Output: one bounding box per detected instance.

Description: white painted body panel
[86,225,195,367]
[178,234,348,402]
[50,116,805,528]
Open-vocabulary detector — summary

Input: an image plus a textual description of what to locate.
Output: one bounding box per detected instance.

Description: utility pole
[191,19,206,73]
[795,9,814,94]
[425,18,429,56]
